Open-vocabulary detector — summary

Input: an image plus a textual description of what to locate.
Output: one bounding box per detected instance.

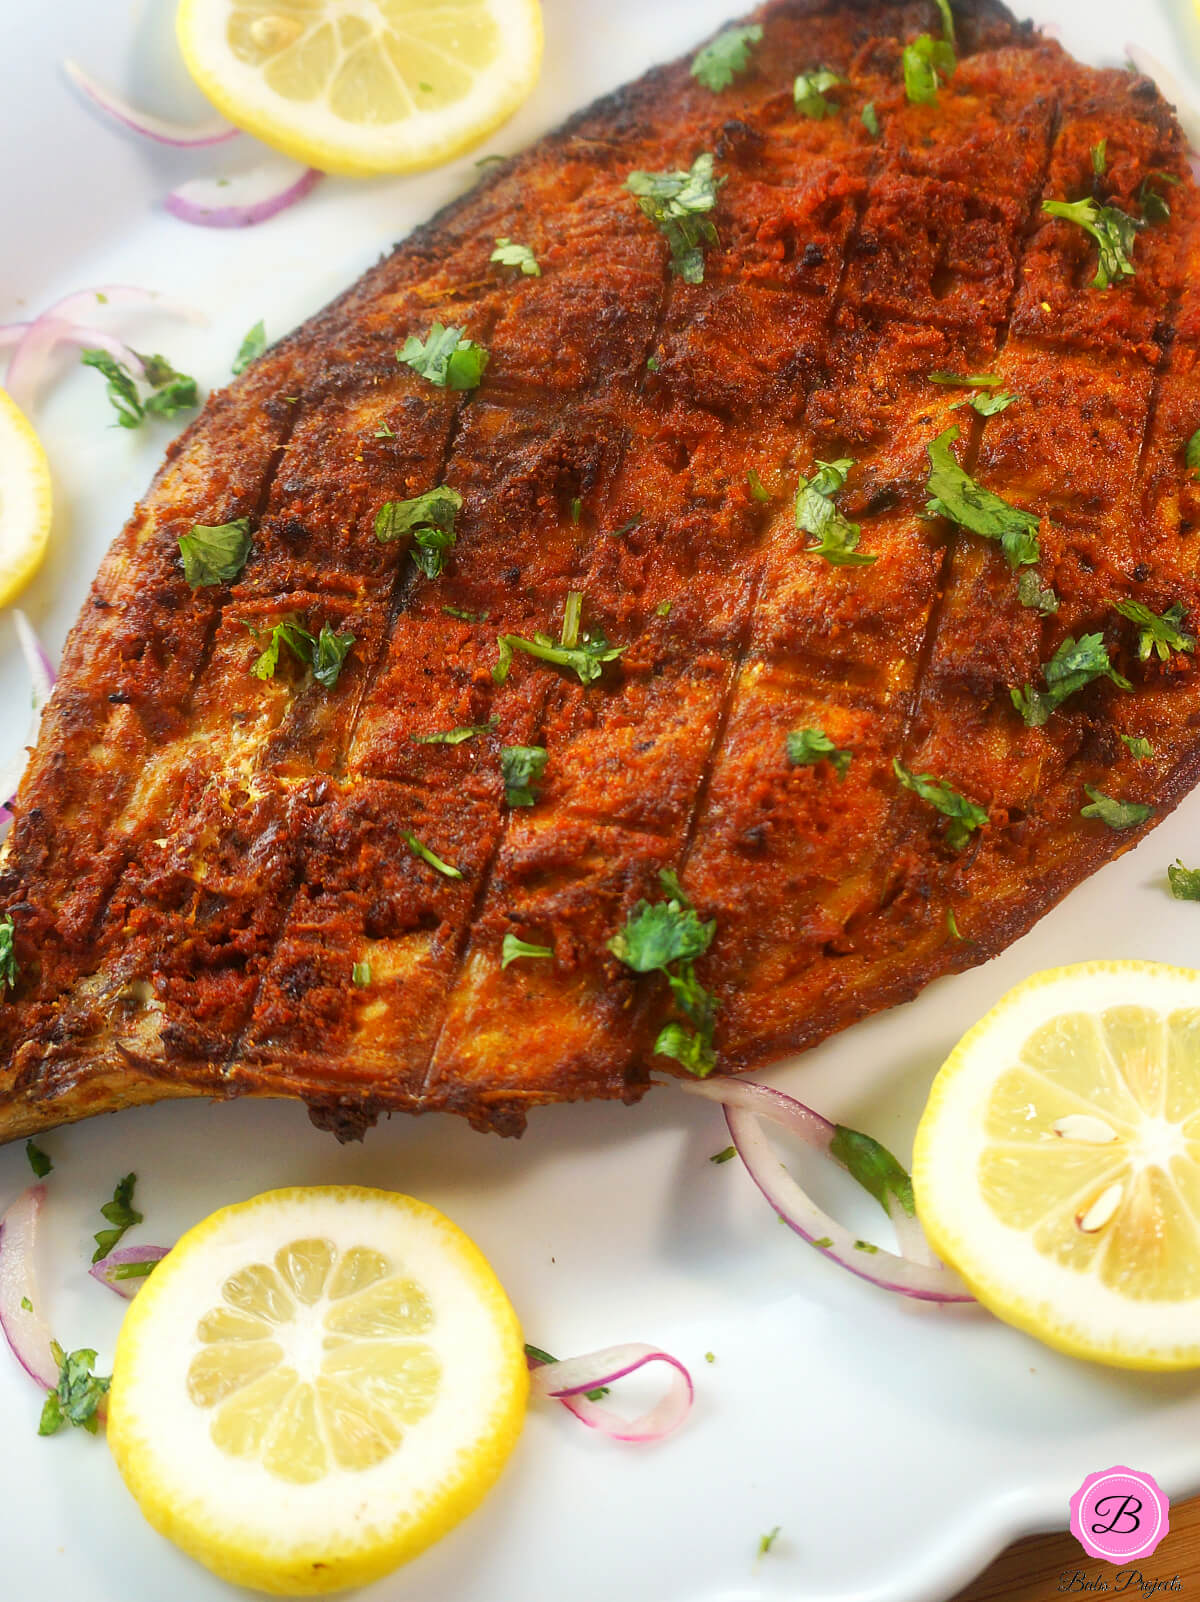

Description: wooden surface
[953,1493,1200,1599]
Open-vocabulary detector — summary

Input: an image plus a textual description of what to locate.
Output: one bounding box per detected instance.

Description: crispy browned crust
[3,0,1200,1142]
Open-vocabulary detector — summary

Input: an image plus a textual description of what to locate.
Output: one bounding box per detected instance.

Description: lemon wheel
[176,0,544,177]
[0,390,52,608]
[914,962,1200,1370]
[107,1186,528,1593]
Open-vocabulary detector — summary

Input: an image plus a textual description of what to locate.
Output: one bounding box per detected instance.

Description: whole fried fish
[4,0,1199,1141]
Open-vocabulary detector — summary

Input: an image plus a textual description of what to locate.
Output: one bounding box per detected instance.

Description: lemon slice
[0,390,52,608]
[176,0,544,177]
[914,962,1200,1371]
[107,1186,528,1593]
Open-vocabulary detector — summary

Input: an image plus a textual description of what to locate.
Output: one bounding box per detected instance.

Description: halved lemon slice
[0,390,52,608]
[914,962,1200,1370]
[176,0,544,177]
[107,1186,527,1593]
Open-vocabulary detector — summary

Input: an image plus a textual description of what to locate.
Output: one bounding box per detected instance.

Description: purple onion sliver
[13,610,57,708]
[165,163,323,229]
[528,1342,695,1444]
[63,60,239,148]
[676,1074,836,1148]
[0,1185,60,1389]
[725,1106,974,1303]
[90,1245,170,1300]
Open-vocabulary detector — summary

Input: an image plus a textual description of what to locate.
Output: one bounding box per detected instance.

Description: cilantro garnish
[26,1140,51,1178]
[0,915,16,997]
[955,389,1019,417]
[403,831,463,879]
[1011,634,1130,727]
[39,1343,110,1437]
[82,347,200,428]
[178,518,253,590]
[398,322,490,389]
[1042,197,1138,289]
[747,469,770,503]
[946,908,964,941]
[1113,598,1194,662]
[374,485,462,578]
[934,0,956,40]
[758,1527,782,1557]
[232,320,267,375]
[501,744,548,807]
[626,152,724,283]
[110,1260,158,1282]
[351,962,371,987]
[493,595,624,687]
[1091,139,1108,178]
[1187,428,1200,480]
[796,457,876,566]
[491,237,540,276]
[1017,570,1059,615]
[710,1145,736,1164]
[830,1126,915,1217]
[608,869,718,1077]
[793,69,843,119]
[928,372,1002,388]
[691,24,762,91]
[924,426,1041,566]
[1121,733,1154,760]
[250,617,355,690]
[786,727,852,779]
[92,1173,141,1264]
[893,758,987,850]
[1169,860,1200,900]
[1081,787,1152,830]
[501,933,553,969]
[861,100,880,138]
[903,33,955,104]
[412,715,497,746]
[1138,171,1179,224]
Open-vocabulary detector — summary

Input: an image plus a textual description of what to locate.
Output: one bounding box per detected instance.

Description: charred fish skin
[2,0,1198,1141]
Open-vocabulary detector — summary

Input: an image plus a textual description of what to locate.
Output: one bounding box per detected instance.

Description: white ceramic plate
[4,2,1200,1599]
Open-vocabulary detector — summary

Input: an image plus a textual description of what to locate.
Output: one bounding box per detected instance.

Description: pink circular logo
[1070,1466,1170,1563]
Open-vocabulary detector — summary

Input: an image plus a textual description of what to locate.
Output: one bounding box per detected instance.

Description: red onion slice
[89,1245,169,1300]
[165,162,322,229]
[679,1074,836,1147]
[1126,43,1200,152]
[0,612,58,826]
[63,60,238,148]
[0,1185,59,1389]
[0,323,30,350]
[528,1343,694,1443]
[724,1105,973,1302]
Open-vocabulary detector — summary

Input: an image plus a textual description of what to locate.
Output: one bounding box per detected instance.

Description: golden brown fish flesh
[4,0,1200,1141]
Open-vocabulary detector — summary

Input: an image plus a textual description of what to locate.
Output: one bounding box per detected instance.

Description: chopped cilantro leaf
[925,426,1040,566]
[80,348,144,428]
[747,468,770,502]
[569,496,582,524]
[1138,171,1178,224]
[0,915,16,997]
[250,617,355,691]
[812,1236,833,1249]
[793,69,843,119]
[1091,139,1108,177]
[946,908,964,941]
[403,831,463,879]
[796,457,876,566]
[374,422,396,439]
[861,100,880,138]
[786,726,852,779]
[626,153,724,283]
[491,237,540,276]
[656,599,673,617]
[609,869,718,1077]
[710,1145,736,1164]
[1043,197,1137,289]
[412,715,497,745]
[501,744,548,807]
[232,320,267,375]
[443,604,485,621]
[953,389,1020,417]
[1017,570,1059,615]
[928,371,1003,388]
[691,24,762,91]
[39,1342,110,1436]
[560,589,583,649]
[934,0,955,40]
[351,962,371,987]
[854,1239,880,1253]
[893,758,987,850]
[1169,860,1200,900]
[1011,634,1130,727]
[92,1173,141,1263]
[178,518,253,590]
[903,33,955,105]
[110,1259,157,1281]
[138,353,200,420]
[1187,428,1200,479]
[374,485,462,578]
[398,322,489,389]
[830,1125,915,1216]
[1114,598,1194,662]
[493,598,625,687]
[1081,786,1152,830]
[1121,732,1154,760]
[26,1140,51,1178]
[501,933,554,969]
[21,1296,32,1312]
[759,1527,781,1557]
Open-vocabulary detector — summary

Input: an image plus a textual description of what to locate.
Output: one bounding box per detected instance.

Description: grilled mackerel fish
[3,0,1200,1142]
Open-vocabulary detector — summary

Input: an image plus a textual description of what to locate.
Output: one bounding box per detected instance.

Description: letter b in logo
[1070,1469,1168,1562]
